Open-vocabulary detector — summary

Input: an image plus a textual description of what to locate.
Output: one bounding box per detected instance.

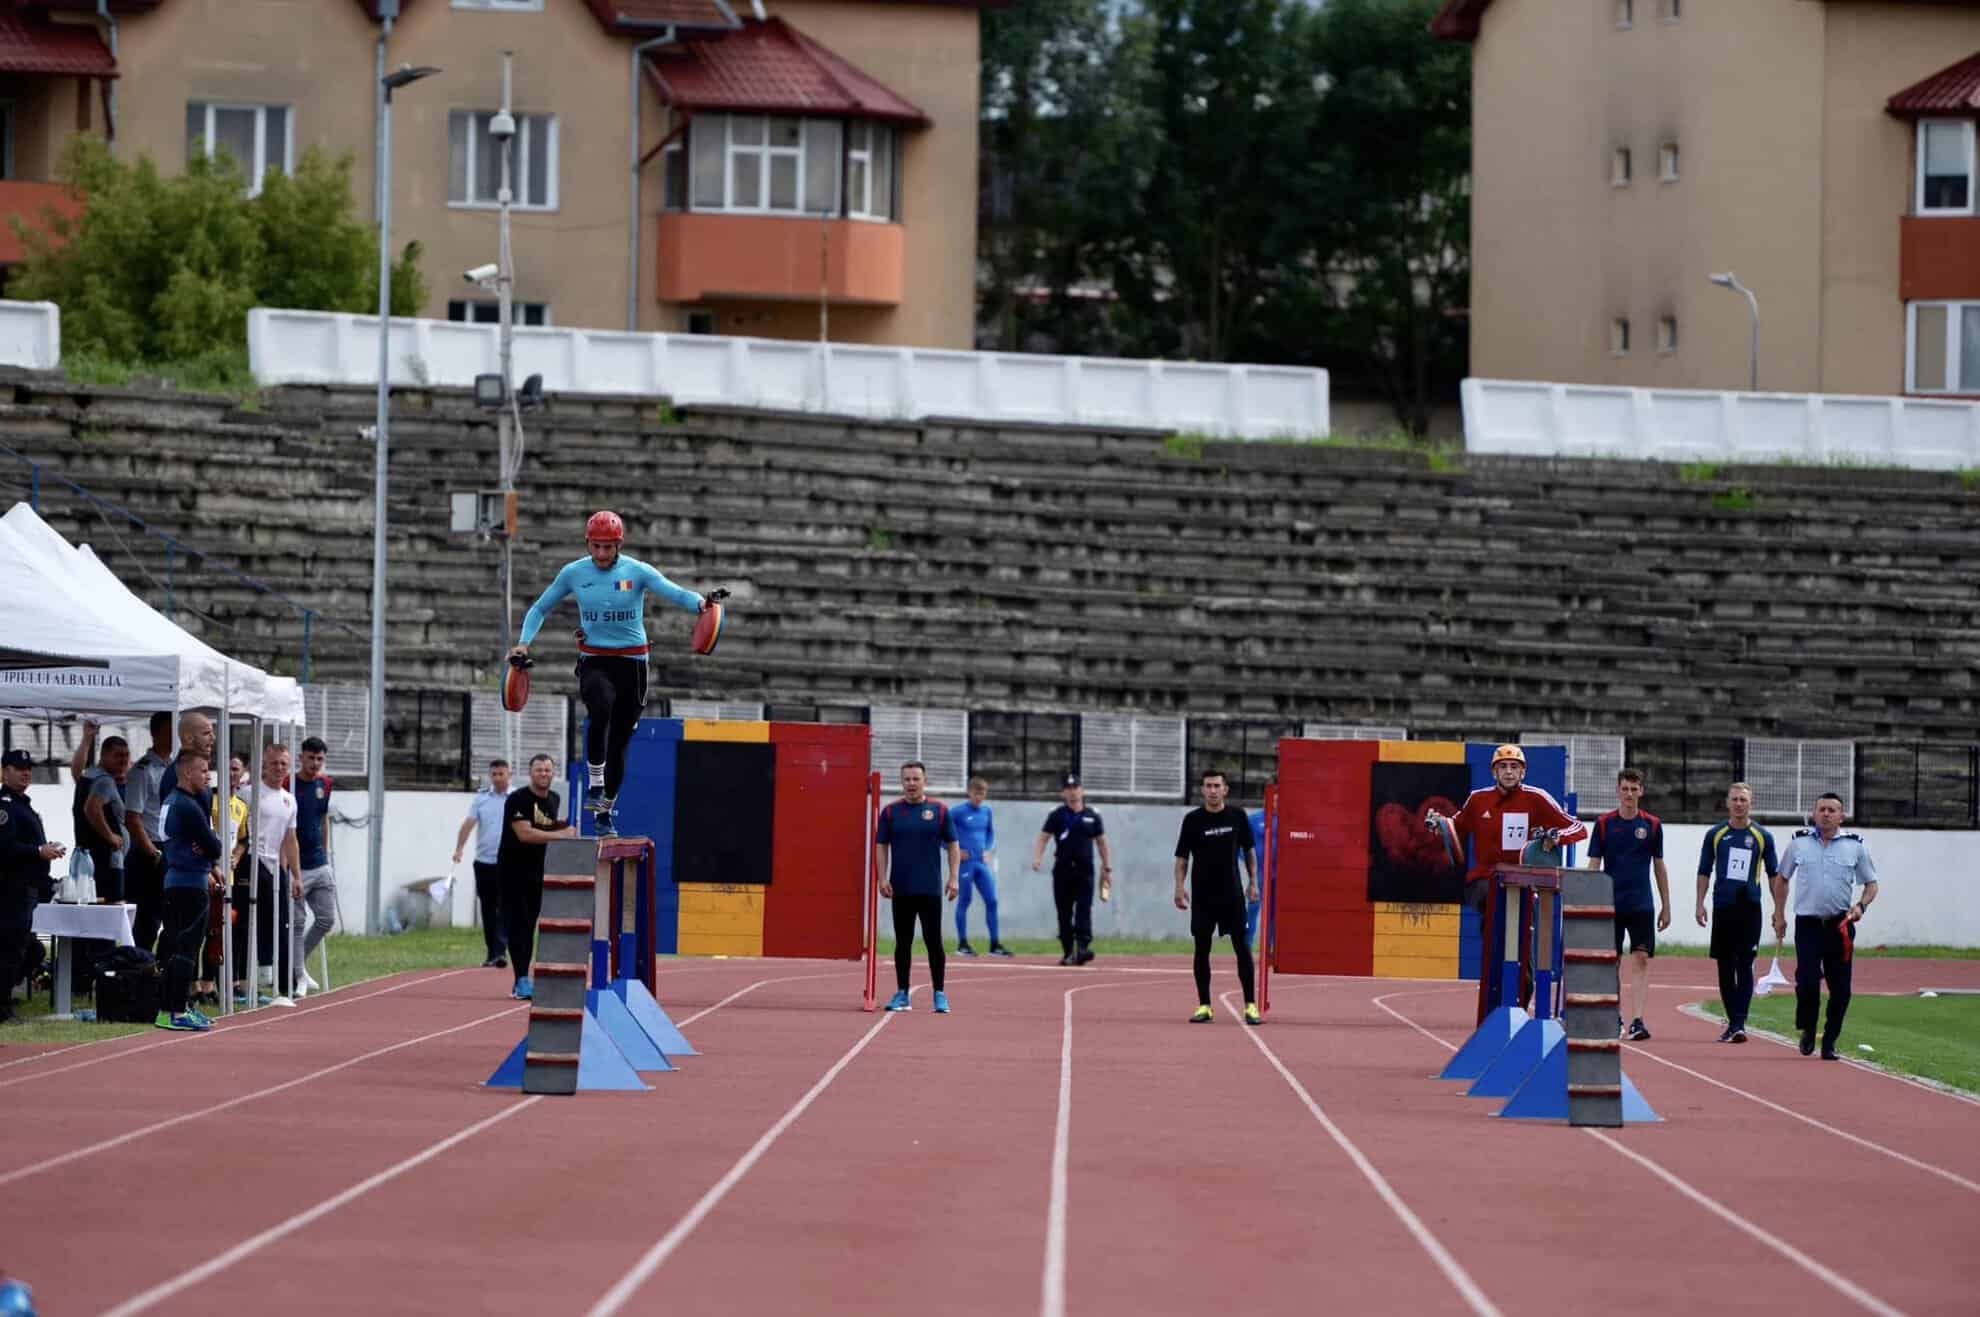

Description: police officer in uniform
[1,749,67,1024]
[1030,773,1114,966]
[1775,791,1878,1060]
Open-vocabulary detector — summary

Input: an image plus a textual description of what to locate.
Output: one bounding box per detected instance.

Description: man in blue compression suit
[510,510,718,836]
[952,777,1011,957]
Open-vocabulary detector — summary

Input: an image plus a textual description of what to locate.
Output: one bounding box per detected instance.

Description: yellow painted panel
[681,719,770,743]
[678,882,767,912]
[1374,929,1458,960]
[678,928,766,958]
[1378,740,1467,763]
[679,906,765,937]
[1373,901,1462,936]
[1373,952,1460,980]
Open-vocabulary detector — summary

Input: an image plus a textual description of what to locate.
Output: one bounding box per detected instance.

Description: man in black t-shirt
[1174,770,1260,1024]
[1031,774,1113,966]
[496,753,576,1001]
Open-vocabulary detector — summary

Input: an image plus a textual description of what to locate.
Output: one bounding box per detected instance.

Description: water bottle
[64,849,94,902]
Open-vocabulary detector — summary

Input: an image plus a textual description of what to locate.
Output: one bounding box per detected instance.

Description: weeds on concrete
[63,347,264,404]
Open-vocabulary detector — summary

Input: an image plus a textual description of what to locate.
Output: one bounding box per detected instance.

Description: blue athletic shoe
[932,991,950,1014]
[512,977,533,1001]
[596,805,619,838]
[154,1010,211,1032]
[582,786,609,815]
[885,989,912,1012]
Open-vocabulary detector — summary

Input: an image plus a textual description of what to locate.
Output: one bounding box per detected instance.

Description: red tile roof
[1888,51,1980,118]
[646,17,928,124]
[0,15,117,78]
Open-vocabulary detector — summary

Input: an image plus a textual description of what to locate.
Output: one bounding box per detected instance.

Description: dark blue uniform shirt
[876,798,956,899]
[1042,804,1105,871]
[1588,810,1664,915]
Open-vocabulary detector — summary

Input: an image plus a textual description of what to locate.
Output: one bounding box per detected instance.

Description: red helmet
[585,510,625,543]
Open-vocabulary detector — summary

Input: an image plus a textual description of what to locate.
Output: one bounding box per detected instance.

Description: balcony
[1900,215,1980,302]
[656,212,904,307]
[0,180,83,265]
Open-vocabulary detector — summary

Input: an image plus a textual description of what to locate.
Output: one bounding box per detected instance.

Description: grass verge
[1701,995,1980,1095]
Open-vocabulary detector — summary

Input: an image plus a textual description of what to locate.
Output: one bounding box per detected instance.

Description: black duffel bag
[93,946,163,1024]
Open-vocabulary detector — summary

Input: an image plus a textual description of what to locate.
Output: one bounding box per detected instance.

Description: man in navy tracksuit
[1031,774,1114,966]
[158,752,223,1031]
[875,761,959,1013]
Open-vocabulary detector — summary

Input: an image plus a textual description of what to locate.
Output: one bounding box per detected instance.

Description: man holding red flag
[1426,745,1587,1023]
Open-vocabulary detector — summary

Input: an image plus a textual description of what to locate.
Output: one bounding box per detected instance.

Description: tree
[10,136,426,362]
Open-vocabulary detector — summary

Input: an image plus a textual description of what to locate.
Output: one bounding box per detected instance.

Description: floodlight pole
[498,50,518,769]
[367,26,439,934]
[1709,271,1760,393]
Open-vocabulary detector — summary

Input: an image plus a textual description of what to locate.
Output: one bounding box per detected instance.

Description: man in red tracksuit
[1427,745,1587,1024]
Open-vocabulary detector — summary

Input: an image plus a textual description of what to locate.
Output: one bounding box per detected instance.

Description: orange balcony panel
[1899,215,1980,302]
[657,212,903,307]
[0,180,82,265]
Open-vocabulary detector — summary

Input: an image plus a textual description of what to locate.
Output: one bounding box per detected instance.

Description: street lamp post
[367,41,440,935]
[1708,271,1760,393]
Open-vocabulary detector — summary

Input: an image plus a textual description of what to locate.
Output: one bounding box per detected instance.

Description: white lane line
[100,1095,544,1317]
[1040,979,1157,1317]
[582,1011,898,1317]
[1587,1130,1908,1316]
[1621,1042,1980,1196]
[0,1040,94,1072]
[0,1004,521,1188]
[1371,987,1469,1054]
[0,968,478,1090]
[674,971,858,1028]
[1221,991,1503,1317]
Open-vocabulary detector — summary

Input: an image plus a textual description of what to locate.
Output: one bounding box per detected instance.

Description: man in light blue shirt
[1776,792,1879,1060]
[453,758,514,968]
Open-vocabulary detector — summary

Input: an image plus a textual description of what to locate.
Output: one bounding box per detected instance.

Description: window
[186,101,292,194]
[1616,0,1633,28]
[1611,146,1632,186]
[1610,317,1631,355]
[1917,119,1975,215]
[1657,316,1677,353]
[1659,141,1679,182]
[847,121,897,221]
[662,140,686,211]
[1664,0,1680,19]
[1908,301,1980,393]
[1078,713,1184,799]
[449,110,557,209]
[452,0,543,9]
[447,299,550,326]
[684,309,716,335]
[687,114,839,215]
[0,104,13,179]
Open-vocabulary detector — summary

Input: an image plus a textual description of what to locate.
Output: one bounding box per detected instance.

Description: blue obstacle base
[486,838,698,1092]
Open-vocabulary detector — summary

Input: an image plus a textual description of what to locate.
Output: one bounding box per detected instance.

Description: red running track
[1,956,1976,1316]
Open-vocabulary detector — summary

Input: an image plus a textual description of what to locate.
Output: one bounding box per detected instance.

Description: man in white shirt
[453,759,513,968]
[238,744,301,1000]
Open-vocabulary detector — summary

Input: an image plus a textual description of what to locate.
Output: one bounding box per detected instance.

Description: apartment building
[1433,0,1980,396]
[0,0,994,348]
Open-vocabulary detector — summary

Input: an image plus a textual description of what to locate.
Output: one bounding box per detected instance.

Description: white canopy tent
[0,503,304,722]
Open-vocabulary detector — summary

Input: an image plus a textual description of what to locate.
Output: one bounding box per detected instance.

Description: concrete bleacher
[2,372,1976,782]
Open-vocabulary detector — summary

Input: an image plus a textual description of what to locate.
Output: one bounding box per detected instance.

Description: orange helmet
[585,510,625,543]
[1491,744,1526,768]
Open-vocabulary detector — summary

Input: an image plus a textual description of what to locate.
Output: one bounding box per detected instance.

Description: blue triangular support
[485,1038,528,1088]
[613,977,699,1057]
[591,987,675,1073]
[1496,1046,1664,1123]
[1465,1017,1562,1098]
[572,1008,652,1091]
[1619,1070,1662,1123]
[1438,1005,1529,1081]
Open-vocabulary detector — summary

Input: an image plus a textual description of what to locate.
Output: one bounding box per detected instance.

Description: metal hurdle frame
[861,771,881,1012]
[1258,783,1278,1020]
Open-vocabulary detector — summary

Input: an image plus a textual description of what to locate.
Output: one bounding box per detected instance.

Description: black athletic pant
[1711,900,1763,1030]
[128,847,164,955]
[578,655,648,800]
[1193,931,1256,1007]
[231,861,292,991]
[1052,864,1094,956]
[502,868,545,983]
[892,893,945,993]
[1794,913,1856,1046]
[473,861,507,960]
[160,887,208,1015]
[0,882,32,1021]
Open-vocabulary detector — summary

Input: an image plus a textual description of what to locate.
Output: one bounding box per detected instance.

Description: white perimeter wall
[245,307,1330,441]
[1463,377,1980,470]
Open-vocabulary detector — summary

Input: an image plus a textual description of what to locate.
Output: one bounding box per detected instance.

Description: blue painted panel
[574,718,684,952]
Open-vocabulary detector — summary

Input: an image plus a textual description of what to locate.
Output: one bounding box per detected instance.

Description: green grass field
[1702,995,1980,1094]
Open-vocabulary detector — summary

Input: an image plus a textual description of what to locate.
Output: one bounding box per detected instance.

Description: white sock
[588,763,604,789]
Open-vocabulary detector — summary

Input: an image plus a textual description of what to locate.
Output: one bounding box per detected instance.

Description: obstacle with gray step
[486,837,697,1094]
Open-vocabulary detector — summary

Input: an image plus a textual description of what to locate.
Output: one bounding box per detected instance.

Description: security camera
[488,110,516,142]
[463,263,499,284]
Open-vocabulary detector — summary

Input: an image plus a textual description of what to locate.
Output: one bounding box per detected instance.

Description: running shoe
[1243,1003,1263,1026]
[596,804,619,838]
[1189,1005,1214,1023]
[1627,1019,1651,1041]
[1715,1026,1735,1043]
[155,1011,211,1032]
[582,786,609,815]
[1058,954,1075,966]
[955,942,977,957]
[1799,1028,1817,1056]
[512,977,534,1001]
[189,1007,216,1028]
[885,989,912,1012]
[1074,947,1096,965]
[932,991,951,1014]
[482,955,507,969]
[989,944,1015,958]
[1820,1043,1840,1061]
[1729,1028,1748,1044]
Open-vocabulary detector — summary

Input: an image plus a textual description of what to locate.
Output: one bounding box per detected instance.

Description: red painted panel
[1273,737,1377,976]
[1275,905,1374,976]
[764,723,870,959]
